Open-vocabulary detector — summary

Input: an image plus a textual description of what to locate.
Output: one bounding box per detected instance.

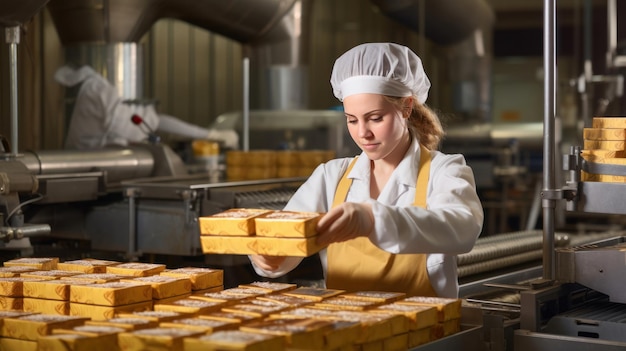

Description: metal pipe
[6,26,20,155]
[542,0,557,280]
[243,57,250,151]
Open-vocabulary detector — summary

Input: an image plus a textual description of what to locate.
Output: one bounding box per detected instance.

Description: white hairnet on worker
[55,65,239,150]
[330,42,431,104]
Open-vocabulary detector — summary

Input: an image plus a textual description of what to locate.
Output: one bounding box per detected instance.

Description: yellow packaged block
[0,296,23,310]
[397,296,462,322]
[0,314,88,340]
[221,302,289,317]
[199,208,274,236]
[430,318,461,340]
[153,297,224,315]
[70,300,153,320]
[341,291,406,304]
[313,297,383,311]
[160,267,223,290]
[583,127,626,140]
[105,263,165,277]
[583,139,626,151]
[408,327,432,348]
[241,317,334,350]
[184,330,285,351]
[23,279,74,300]
[373,303,438,330]
[86,316,159,331]
[238,281,297,294]
[118,327,204,351]
[20,270,82,280]
[0,337,37,351]
[57,259,121,274]
[582,154,626,165]
[60,273,129,284]
[592,117,626,128]
[117,310,190,323]
[0,266,38,278]
[255,294,314,308]
[200,235,326,257]
[38,333,117,351]
[159,317,239,333]
[254,211,323,238]
[0,277,44,297]
[581,149,626,158]
[283,287,345,302]
[581,170,626,183]
[121,276,192,299]
[23,297,69,315]
[70,281,152,306]
[3,257,59,270]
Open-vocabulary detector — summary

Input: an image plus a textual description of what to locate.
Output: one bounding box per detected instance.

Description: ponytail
[385,96,445,150]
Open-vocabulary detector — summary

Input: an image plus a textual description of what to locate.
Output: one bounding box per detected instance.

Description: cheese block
[0,337,37,351]
[255,294,314,307]
[23,279,74,300]
[121,276,192,299]
[222,287,269,298]
[183,330,285,351]
[105,263,166,277]
[0,296,23,310]
[254,211,323,238]
[592,117,626,128]
[70,281,152,306]
[201,310,262,324]
[583,127,626,140]
[153,298,224,315]
[583,139,626,151]
[0,314,89,340]
[408,327,431,348]
[241,317,334,350]
[200,235,326,257]
[37,333,112,351]
[312,297,383,311]
[582,154,626,165]
[53,324,126,336]
[382,333,409,351]
[238,281,297,294]
[221,302,289,317]
[373,303,438,330]
[20,270,82,280]
[23,297,69,315]
[0,310,36,319]
[341,291,406,304]
[397,296,462,322]
[117,327,204,351]
[3,257,58,270]
[56,259,121,274]
[85,317,159,331]
[431,318,461,340]
[581,149,626,158]
[117,310,190,323]
[322,320,362,350]
[0,266,38,278]
[581,170,626,183]
[159,267,223,290]
[60,273,130,284]
[191,291,256,305]
[69,300,153,320]
[0,277,44,297]
[199,208,274,236]
[192,285,225,295]
[159,317,239,333]
[282,287,345,302]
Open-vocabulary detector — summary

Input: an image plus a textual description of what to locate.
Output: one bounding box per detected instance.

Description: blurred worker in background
[249,42,484,298]
[55,64,239,150]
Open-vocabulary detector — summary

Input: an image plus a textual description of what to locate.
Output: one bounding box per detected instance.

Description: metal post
[542,0,556,280]
[6,27,20,156]
[243,57,250,152]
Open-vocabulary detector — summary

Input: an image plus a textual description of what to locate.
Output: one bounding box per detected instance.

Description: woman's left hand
[316,202,374,246]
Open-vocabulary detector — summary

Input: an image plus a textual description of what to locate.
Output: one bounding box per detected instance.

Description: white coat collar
[347,138,423,203]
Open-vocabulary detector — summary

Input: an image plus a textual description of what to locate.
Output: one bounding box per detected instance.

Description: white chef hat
[330,42,431,104]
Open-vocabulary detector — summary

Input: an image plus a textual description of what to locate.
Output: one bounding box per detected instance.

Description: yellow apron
[326,144,437,297]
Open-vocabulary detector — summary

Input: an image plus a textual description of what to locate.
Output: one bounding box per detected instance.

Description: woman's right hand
[249,255,287,271]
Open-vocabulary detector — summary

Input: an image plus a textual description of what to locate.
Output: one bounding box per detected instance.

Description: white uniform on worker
[55,64,238,150]
[249,42,484,298]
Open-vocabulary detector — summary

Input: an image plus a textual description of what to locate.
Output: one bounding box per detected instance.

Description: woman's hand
[316,202,374,246]
[249,255,287,271]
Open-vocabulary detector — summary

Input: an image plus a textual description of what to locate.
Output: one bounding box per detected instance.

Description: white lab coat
[251,138,484,297]
[55,65,239,150]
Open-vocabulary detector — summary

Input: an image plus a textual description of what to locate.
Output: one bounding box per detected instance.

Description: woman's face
[343,93,409,161]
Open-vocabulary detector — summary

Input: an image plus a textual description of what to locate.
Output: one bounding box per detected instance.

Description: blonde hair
[385,96,445,150]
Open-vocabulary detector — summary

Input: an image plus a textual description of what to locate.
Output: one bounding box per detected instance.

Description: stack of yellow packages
[226,150,335,181]
[582,117,626,182]
[199,208,326,257]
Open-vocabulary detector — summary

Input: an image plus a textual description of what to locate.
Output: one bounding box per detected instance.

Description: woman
[250,42,483,298]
